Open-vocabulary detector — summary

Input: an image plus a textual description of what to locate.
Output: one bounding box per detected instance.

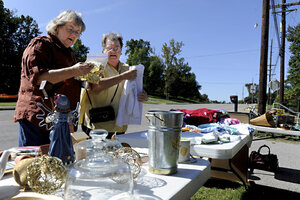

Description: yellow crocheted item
[77,63,105,84]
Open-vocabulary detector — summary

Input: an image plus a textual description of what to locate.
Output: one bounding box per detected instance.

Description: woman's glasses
[65,26,81,37]
[105,46,122,52]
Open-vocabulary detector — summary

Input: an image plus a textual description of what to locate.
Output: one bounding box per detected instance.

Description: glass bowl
[64,154,133,200]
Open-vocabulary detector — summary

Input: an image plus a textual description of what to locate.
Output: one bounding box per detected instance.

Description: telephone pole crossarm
[272,8,297,14]
[271,1,300,9]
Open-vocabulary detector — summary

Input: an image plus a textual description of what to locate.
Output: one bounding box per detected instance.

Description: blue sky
[3,0,300,102]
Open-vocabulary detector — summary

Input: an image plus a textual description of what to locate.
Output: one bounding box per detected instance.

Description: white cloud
[82,0,128,15]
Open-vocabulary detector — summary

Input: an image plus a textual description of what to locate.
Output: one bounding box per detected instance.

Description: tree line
[0,0,40,94]
[124,38,208,102]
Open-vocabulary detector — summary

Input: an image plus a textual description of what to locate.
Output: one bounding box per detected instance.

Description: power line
[184,49,259,59]
[199,82,246,85]
[271,0,281,48]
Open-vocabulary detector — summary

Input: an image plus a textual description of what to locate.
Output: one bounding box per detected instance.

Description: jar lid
[70,154,129,178]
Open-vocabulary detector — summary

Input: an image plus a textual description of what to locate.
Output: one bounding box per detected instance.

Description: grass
[146,95,200,104]
[191,179,246,200]
[191,179,300,200]
[0,101,16,109]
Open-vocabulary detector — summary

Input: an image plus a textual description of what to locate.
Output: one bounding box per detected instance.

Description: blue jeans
[18,120,50,147]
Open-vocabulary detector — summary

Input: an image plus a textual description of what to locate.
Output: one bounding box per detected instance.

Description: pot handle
[145,113,166,126]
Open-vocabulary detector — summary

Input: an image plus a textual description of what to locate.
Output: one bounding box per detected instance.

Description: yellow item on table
[181,126,202,133]
[275,109,285,116]
[181,127,190,132]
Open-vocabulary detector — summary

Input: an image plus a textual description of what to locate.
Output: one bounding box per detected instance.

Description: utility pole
[279,0,286,105]
[258,0,270,115]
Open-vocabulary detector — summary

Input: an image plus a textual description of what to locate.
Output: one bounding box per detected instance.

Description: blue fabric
[48,112,75,164]
[293,125,300,131]
[18,119,50,147]
[197,123,224,133]
[196,123,241,135]
[222,125,241,135]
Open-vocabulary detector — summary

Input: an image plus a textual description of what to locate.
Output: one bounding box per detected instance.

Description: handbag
[89,106,115,123]
[86,84,119,124]
[249,144,279,173]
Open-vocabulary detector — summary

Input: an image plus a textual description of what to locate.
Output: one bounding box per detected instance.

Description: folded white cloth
[116,64,144,126]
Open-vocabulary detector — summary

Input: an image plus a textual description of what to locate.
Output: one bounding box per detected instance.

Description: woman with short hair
[14,10,92,147]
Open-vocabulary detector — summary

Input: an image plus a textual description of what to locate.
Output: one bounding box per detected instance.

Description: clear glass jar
[74,129,122,161]
[89,129,109,140]
[65,154,133,200]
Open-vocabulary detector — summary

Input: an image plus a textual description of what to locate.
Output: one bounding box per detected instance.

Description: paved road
[0,110,18,150]
[249,139,300,193]
[1,103,299,193]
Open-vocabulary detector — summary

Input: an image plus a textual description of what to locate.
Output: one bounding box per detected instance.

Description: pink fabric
[224,118,240,125]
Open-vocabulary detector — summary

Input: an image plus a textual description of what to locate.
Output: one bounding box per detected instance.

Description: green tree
[286,23,300,110]
[13,15,40,59]
[161,39,183,97]
[244,83,258,104]
[72,39,90,62]
[147,56,165,95]
[125,39,153,93]
[161,39,203,100]
[0,1,40,94]
[0,0,17,65]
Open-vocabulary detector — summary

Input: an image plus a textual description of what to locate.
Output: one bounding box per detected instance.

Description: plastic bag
[77,53,108,84]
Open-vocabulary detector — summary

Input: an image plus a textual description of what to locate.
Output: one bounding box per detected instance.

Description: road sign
[250,84,257,94]
[269,79,280,91]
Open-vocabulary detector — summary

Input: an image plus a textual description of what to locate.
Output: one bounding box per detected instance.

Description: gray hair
[46,10,86,36]
[102,32,123,48]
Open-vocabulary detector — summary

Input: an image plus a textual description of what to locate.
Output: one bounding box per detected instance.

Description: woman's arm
[91,69,137,92]
[37,62,93,85]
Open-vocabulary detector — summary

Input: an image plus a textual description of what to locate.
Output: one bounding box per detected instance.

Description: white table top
[190,134,251,159]
[250,125,300,137]
[134,157,210,200]
[118,130,252,160]
[0,150,210,200]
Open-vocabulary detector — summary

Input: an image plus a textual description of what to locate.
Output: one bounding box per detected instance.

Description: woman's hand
[138,90,148,102]
[72,62,93,76]
[121,69,137,80]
